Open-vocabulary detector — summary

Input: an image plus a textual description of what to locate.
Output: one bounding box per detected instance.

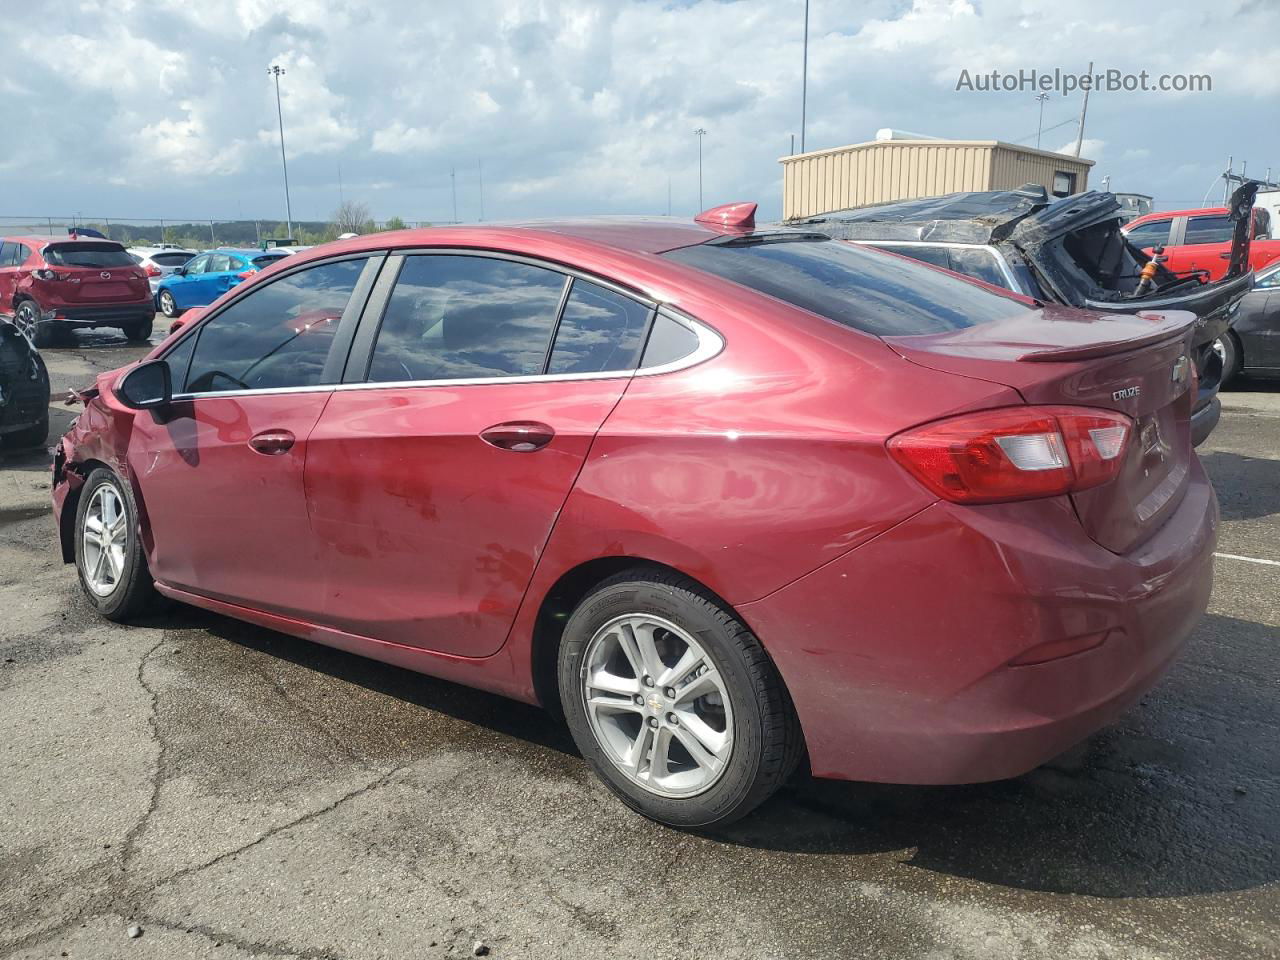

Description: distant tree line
[44,201,421,251]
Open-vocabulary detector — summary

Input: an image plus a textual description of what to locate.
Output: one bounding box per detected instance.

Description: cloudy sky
[4,0,1277,226]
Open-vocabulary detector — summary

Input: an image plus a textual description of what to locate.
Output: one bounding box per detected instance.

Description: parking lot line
[1214,551,1280,567]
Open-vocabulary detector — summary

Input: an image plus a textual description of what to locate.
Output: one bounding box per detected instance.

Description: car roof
[1127,206,1229,226]
[2,235,128,250]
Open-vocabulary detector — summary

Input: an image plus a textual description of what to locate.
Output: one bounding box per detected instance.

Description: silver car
[127,246,197,295]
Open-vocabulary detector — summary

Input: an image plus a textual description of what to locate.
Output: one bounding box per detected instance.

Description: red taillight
[145,263,162,277]
[887,406,1132,504]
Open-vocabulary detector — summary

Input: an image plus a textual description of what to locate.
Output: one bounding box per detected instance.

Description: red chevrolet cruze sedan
[52,203,1216,827]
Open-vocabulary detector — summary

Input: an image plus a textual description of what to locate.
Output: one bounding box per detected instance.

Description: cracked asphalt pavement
[2,326,1278,959]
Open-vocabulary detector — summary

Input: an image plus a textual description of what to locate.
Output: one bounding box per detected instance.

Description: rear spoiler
[1018,310,1198,362]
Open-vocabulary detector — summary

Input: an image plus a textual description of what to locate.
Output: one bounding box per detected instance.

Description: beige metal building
[780,138,1095,221]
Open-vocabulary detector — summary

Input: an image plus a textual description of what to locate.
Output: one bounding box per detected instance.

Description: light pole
[694,128,707,210]
[1034,92,1050,149]
[800,0,809,153]
[268,65,293,239]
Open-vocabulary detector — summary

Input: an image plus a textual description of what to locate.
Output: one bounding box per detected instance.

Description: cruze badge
[1113,385,1141,401]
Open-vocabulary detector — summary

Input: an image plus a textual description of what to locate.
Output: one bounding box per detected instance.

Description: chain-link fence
[0,216,446,251]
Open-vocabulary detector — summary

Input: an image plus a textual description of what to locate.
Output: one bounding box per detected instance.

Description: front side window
[547,280,651,375]
[183,258,367,394]
[367,255,567,382]
[1183,215,1234,245]
[184,255,209,276]
[0,242,14,266]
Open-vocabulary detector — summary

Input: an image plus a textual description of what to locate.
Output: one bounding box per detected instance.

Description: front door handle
[479,421,554,452]
[249,429,296,456]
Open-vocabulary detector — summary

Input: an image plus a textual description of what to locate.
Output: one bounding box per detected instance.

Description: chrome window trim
[852,239,1021,293]
[168,307,720,401]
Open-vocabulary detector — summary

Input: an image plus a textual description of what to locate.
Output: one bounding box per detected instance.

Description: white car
[127,246,197,295]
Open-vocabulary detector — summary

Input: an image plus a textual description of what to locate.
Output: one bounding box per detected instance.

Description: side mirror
[173,266,187,276]
[116,359,171,410]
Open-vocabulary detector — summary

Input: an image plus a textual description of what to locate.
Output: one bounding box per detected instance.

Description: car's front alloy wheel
[158,290,180,318]
[559,568,804,828]
[74,467,156,621]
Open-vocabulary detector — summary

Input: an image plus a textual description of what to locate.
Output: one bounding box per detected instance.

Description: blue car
[155,248,290,318]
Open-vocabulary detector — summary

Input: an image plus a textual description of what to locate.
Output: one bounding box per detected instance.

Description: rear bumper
[740,458,1218,784]
[44,303,153,325]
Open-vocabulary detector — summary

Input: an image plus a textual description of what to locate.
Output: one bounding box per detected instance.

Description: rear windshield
[152,252,194,266]
[253,254,287,267]
[662,237,1030,336]
[43,242,136,269]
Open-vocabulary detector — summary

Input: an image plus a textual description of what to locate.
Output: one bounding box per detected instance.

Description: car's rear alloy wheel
[1212,332,1242,387]
[74,467,156,621]
[14,300,53,348]
[158,290,180,318]
[559,569,804,828]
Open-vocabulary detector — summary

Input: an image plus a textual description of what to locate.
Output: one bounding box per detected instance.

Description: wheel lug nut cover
[647,716,659,728]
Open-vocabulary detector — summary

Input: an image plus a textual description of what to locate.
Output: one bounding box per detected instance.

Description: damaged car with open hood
[793,182,1260,446]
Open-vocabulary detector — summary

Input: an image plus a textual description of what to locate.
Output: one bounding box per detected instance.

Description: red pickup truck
[1123,203,1280,282]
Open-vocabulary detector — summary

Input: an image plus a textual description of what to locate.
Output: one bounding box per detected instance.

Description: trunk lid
[884,303,1197,554]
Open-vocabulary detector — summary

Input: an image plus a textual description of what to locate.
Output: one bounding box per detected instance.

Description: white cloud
[0,0,1275,220]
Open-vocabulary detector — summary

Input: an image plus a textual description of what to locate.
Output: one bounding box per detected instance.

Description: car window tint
[1124,220,1171,247]
[871,244,950,270]
[183,258,367,394]
[1183,216,1234,245]
[640,314,701,367]
[663,238,1030,337]
[547,280,650,375]
[946,247,1011,289]
[0,243,13,266]
[367,255,567,382]
[42,242,136,268]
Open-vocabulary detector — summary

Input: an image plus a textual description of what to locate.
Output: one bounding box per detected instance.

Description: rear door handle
[249,429,296,455]
[479,421,554,452]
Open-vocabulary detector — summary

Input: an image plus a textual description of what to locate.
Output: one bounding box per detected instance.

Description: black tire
[558,567,804,828]
[124,316,153,342]
[1215,332,1242,387]
[73,467,156,622]
[2,415,48,449]
[158,290,181,319]
[14,300,54,348]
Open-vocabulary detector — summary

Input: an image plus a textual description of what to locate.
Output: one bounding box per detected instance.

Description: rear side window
[640,314,700,367]
[183,258,367,393]
[153,252,194,266]
[1183,215,1234,245]
[367,255,567,382]
[207,253,232,272]
[0,242,14,266]
[663,238,1029,337]
[946,247,1011,290]
[42,242,136,268]
[870,243,949,270]
[547,280,651,375]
